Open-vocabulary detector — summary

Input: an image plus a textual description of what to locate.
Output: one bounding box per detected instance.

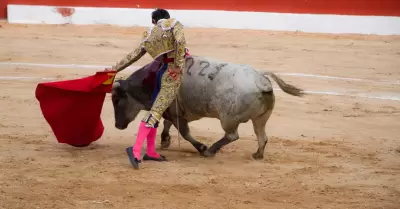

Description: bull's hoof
[252,152,264,160]
[197,144,208,155]
[200,144,208,152]
[202,149,216,158]
[160,135,171,149]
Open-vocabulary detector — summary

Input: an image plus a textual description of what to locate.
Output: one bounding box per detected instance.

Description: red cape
[35,71,117,147]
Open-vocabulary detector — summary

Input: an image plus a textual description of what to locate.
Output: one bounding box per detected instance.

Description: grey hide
[111,55,304,160]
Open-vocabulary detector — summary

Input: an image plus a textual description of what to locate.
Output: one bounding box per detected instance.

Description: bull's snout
[115,122,128,130]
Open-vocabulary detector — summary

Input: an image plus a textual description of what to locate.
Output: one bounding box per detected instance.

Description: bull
[111,56,304,160]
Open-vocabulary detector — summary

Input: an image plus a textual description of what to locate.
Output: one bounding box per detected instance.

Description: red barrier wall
[0,0,7,18]
[2,0,400,19]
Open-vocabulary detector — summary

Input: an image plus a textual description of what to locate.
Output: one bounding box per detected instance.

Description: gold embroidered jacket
[111,18,187,72]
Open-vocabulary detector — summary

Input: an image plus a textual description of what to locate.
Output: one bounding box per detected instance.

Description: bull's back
[179,56,272,119]
[182,56,262,89]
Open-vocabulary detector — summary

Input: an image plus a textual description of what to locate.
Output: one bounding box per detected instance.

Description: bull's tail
[263,72,305,97]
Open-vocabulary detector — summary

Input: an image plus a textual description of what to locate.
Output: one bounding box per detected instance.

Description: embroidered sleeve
[111,45,146,72]
[111,30,150,72]
[171,22,187,71]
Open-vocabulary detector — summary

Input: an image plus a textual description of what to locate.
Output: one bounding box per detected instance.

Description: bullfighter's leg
[203,120,240,157]
[142,68,182,128]
[142,124,167,161]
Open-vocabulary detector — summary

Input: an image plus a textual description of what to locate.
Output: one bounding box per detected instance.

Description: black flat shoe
[125,147,141,169]
[143,154,168,162]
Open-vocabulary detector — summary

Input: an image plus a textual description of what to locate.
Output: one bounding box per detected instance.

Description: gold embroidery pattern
[171,22,186,71]
[142,19,186,60]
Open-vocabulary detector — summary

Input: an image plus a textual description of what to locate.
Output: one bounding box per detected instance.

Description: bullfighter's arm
[111,45,146,72]
[171,22,187,71]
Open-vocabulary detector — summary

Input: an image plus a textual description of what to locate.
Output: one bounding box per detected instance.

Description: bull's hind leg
[251,109,273,160]
[203,120,239,157]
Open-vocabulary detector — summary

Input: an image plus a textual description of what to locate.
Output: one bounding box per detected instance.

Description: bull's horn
[112,81,120,89]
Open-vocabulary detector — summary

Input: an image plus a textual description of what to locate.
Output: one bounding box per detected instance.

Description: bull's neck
[125,79,153,111]
[124,60,162,111]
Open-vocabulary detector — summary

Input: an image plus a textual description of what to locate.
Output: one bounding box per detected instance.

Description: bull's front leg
[171,117,208,154]
[161,120,173,149]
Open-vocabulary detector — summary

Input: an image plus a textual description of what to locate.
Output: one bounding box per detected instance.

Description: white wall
[7,4,400,35]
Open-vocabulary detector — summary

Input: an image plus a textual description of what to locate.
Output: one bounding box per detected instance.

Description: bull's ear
[119,80,130,92]
[112,81,121,89]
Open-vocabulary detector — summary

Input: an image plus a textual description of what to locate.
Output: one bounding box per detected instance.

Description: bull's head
[111,80,145,129]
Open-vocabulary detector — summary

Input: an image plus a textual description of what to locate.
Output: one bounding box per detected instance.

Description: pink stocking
[146,127,161,158]
[132,121,151,160]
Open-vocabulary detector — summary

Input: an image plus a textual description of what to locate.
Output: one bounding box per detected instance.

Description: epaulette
[159,18,182,31]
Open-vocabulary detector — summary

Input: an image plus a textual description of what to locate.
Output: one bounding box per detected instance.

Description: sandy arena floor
[0,22,399,209]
